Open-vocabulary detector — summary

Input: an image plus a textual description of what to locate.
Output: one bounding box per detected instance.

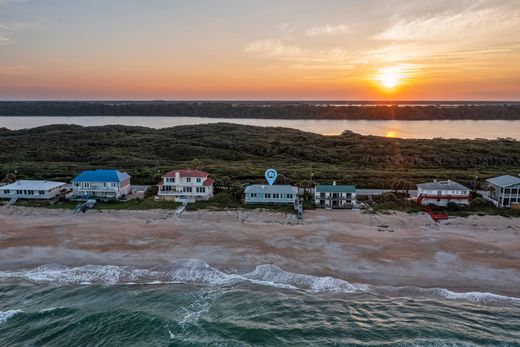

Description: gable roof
[486,175,520,188]
[203,178,214,187]
[163,170,209,178]
[416,180,469,191]
[315,184,356,193]
[244,184,298,194]
[72,170,130,183]
[1,180,65,191]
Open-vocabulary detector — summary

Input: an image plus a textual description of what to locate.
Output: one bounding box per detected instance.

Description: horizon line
[1,99,520,104]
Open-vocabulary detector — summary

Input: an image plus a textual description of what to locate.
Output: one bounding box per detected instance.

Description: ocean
[0,261,519,346]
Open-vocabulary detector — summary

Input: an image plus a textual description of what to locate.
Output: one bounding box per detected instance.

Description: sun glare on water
[384,130,398,138]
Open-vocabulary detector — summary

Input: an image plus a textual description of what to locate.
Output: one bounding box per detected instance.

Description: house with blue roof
[71,169,131,200]
[315,182,356,209]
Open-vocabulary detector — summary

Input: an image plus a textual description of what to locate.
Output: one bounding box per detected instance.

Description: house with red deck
[416,180,471,207]
[157,169,214,202]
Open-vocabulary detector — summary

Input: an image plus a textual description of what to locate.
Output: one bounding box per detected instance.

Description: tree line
[1,102,520,120]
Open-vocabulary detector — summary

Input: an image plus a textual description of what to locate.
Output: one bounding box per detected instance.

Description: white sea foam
[431,288,520,304]
[0,310,23,324]
[39,307,64,313]
[1,260,519,305]
[244,264,368,293]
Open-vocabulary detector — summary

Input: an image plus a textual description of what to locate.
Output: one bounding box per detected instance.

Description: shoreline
[1,206,519,296]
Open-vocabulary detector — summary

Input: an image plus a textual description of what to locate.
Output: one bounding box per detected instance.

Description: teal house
[244,185,298,205]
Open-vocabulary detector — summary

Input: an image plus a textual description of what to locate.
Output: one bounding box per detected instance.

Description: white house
[157,169,214,202]
[416,180,471,207]
[315,183,356,209]
[244,185,298,205]
[0,180,66,200]
[486,175,520,208]
[71,169,131,200]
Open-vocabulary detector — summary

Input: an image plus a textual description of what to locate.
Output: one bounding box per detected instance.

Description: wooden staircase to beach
[416,195,449,222]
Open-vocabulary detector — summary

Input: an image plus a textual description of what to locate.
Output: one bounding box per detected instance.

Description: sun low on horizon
[1,0,520,100]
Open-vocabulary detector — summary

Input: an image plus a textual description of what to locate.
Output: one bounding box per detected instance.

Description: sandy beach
[0,206,519,296]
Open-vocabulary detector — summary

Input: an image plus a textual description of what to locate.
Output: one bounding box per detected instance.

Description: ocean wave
[0,260,518,305]
[244,264,368,293]
[0,310,23,324]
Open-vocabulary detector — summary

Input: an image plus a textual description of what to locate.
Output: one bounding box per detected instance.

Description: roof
[316,184,356,193]
[416,180,469,191]
[163,169,209,178]
[245,184,298,194]
[486,175,520,188]
[203,178,214,186]
[1,180,65,191]
[72,170,131,183]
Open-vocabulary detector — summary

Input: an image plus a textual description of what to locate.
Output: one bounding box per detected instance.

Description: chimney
[175,171,181,182]
[333,181,336,186]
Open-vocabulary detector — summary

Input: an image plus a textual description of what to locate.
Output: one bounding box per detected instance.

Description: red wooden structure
[416,194,449,221]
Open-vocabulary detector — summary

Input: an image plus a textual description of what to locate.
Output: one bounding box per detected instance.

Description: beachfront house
[0,180,66,201]
[244,185,298,205]
[157,169,214,202]
[416,180,471,207]
[314,183,356,209]
[71,169,131,200]
[486,175,520,208]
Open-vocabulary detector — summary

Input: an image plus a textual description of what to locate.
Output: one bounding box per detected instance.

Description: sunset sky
[1,0,519,100]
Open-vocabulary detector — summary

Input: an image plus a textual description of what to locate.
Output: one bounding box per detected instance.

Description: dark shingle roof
[416,180,468,191]
[315,185,356,193]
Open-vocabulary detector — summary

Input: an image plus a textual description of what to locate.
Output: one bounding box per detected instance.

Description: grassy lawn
[367,192,520,218]
[10,193,301,213]
[13,192,517,217]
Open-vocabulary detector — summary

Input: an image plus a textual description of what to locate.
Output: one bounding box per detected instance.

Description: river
[1,116,520,139]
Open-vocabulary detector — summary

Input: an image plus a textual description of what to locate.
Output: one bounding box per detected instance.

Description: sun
[384,130,398,138]
[377,67,402,89]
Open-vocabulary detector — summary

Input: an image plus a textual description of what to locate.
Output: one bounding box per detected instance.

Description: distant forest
[1,101,520,120]
[1,123,519,189]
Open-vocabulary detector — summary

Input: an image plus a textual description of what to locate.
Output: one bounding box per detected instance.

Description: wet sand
[0,206,519,296]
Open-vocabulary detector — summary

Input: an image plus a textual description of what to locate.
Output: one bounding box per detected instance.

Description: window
[184,187,193,193]
[187,178,192,183]
[265,193,271,199]
[39,190,45,195]
[512,188,518,195]
[505,188,511,195]
[196,178,202,183]
[196,187,206,193]
[273,193,279,199]
[250,193,257,198]
[287,194,293,199]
